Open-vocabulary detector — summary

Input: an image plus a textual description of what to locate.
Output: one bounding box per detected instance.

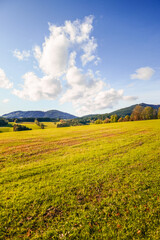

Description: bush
[95,119,103,124]
[104,118,110,123]
[13,124,31,131]
[124,115,130,121]
[34,119,40,126]
[110,115,118,123]
[40,123,45,129]
[118,117,123,122]
[35,119,45,129]
[57,122,70,128]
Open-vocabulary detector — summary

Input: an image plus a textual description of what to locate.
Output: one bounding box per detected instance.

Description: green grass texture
[0,120,160,239]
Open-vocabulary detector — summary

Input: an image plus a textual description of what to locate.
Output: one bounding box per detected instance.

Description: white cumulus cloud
[13,49,30,61]
[0,68,13,89]
[130,67,155,80]
[14,15,98,101]
[34,32,69,77]
[13,16,136,114]
[60,67,135,115]
[13,72,61,101]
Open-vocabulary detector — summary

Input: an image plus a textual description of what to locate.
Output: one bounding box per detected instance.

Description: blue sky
[0,0,160,116]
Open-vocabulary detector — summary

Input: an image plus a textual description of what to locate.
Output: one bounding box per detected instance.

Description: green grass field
[0,120,160,239]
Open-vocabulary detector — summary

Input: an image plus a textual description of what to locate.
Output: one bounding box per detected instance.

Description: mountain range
[2,110,77,119]
[2,103,160,120]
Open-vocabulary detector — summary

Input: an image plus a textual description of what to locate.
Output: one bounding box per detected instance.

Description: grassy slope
[0,120,160,239]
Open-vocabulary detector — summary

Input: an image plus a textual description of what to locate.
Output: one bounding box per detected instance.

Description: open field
[0,122,57,133]
[0,120,160,239]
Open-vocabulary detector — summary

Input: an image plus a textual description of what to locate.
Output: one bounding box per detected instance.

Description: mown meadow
[0,120,160,239]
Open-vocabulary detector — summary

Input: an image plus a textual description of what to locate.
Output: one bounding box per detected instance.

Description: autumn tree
[158,107,160,119]
[153,109,157,119]
[110,114,118,123]
[130,105,144,121]
[95,119,103,124]
[124,115,130,121]
[34,119,40,126]
[141,107,154,120]
[118,117,123,122]
[104,118,110,123]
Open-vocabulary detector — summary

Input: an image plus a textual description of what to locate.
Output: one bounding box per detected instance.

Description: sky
[0,0,160,116]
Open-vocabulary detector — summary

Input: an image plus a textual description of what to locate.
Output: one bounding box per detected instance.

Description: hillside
[82,103,160,120]
[109,103,160,117]
[0,120,160,239]
[2,110,77,119]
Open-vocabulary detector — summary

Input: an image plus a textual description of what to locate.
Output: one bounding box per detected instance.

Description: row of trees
[95,106,160,124]
[130,106,160,121]
[56,105,160,127]
[95,114,130,124]
[57,118,90,128]
[0,118,8,127]
[10,117,57,123]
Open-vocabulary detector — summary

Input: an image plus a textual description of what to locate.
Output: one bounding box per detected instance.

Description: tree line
[1,105,160,130]
[94,106,160,124]
[0,118,8,127]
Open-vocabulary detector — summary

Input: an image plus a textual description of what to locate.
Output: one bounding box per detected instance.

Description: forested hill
[81,103,160,120]
[109,103,160,117]
[2,110,77,119]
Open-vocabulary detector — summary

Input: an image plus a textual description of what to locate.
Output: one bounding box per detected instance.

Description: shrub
[95,119,103,124]
[40,123,45,129]
[34,119,40,126]
[57,122,70,128]
[104,118,110,123]
[124,115,130,121]
[118,117,123,122]
[35,119,45,129]
[110,115,118,123]
[13,124,31,131]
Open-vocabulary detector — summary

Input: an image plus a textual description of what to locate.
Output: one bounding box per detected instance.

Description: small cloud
[130,67,155,80]
[13,49,30,61]
[2,98,10,103]
[0,68,13,89]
